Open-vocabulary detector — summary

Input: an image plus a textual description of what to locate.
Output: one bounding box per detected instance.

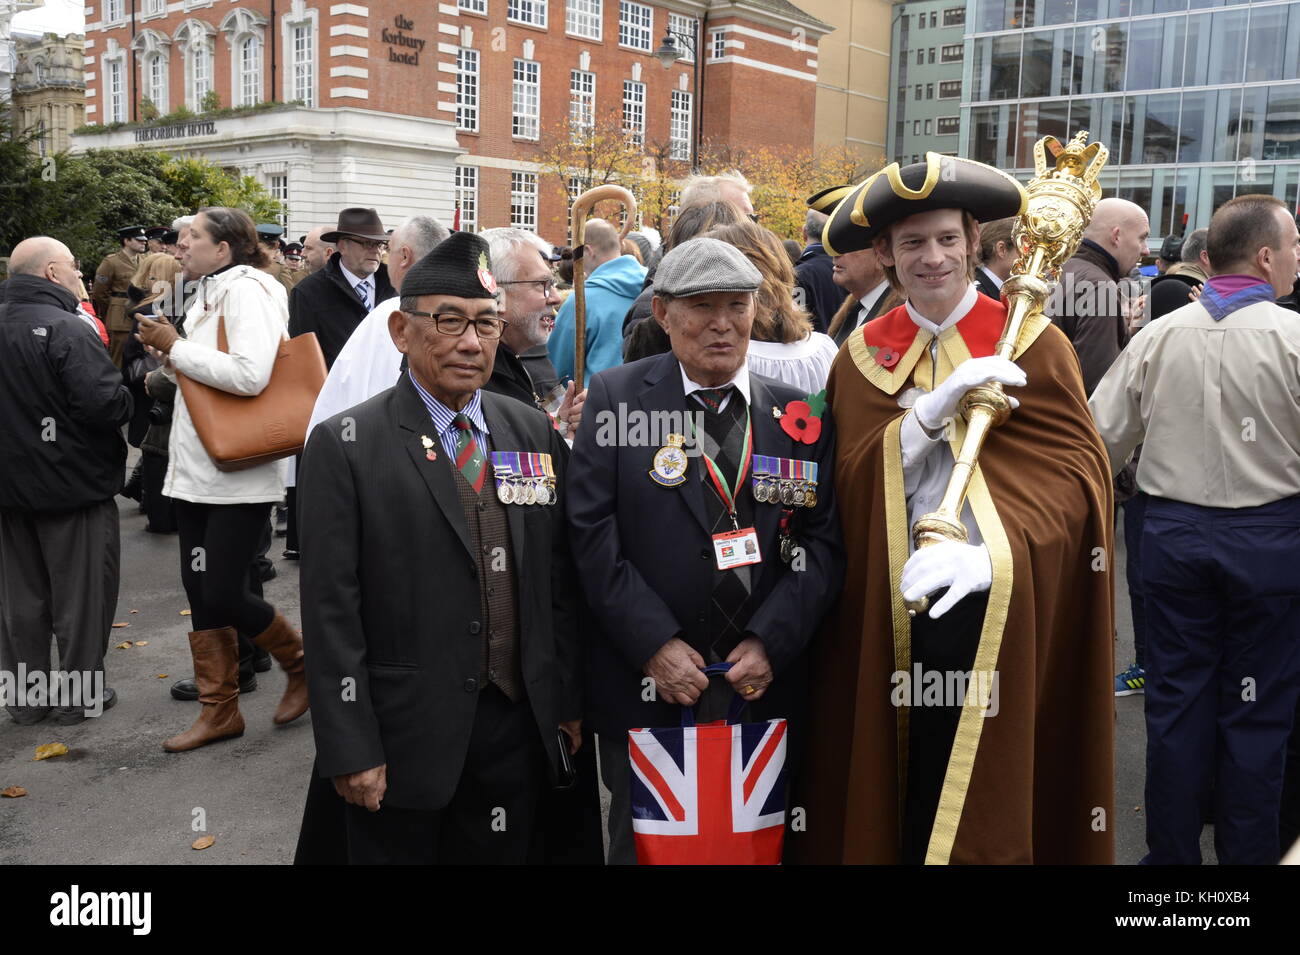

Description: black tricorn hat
[117,225,147,241]
[822,153,1027,256]
[400,231,499,300]
[321,208,388,243]
[806,184,855,214]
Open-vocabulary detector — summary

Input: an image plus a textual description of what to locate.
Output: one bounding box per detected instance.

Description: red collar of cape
[850,291,1007,395]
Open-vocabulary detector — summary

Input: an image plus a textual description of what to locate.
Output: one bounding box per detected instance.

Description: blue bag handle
[680,662,748,727]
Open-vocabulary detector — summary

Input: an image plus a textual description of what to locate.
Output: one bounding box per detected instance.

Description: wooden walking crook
[569,184,638,387]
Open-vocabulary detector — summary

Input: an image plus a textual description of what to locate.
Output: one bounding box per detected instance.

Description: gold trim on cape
[882,414,911,825]
[848,326,931,395]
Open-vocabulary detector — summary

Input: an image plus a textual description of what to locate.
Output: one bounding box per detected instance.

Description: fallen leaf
[180,609,192,616]
[134,640,149,647]
[33,743,68,761]
[111,622,130,629]
[129,609,139,614]
[192,835,215,850]
[115,641,133,650]
[156,674,168,679]
[1,786,27,798]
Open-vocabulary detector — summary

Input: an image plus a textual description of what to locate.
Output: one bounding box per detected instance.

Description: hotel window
[570,69,595,133]
[943,7,965,27]
[291,23,315,106]
[619,1,653,52]
[457,48,479,132]
[928,48,935,64]
[622,79,645,147]
[937,117,960,135]
[926,83,934,99]
[508,0,547,28]
[106,0,124,22]
[511,172,538,232]
[939,80,961,99]
[513,59,540,139]
[914,84,922,100]
[147,52,168,111]
[667,13,697,62]
[566,0,601,39]
[189,39,213,111]
[711,28,727,60]
[107,58,125,122]
[459,0,487,13]
[269,174,288,227]
[669,89,691,161]
[941,43,962,63]
[238,36,262,107]
[456,166,478,232]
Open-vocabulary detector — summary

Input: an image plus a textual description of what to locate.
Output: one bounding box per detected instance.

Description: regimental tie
[693,386,733,413]
[453,413,487,494]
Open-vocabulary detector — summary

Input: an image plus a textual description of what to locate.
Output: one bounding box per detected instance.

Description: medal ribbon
[690,410,753,529]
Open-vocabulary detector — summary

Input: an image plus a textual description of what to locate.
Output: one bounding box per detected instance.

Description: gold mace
[569,184,638,387]
[905,131,1109,616]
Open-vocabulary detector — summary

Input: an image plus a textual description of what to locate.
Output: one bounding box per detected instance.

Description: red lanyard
[691,409,753,530]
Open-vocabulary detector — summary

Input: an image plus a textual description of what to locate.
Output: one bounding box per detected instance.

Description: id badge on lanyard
[693,409,761,570]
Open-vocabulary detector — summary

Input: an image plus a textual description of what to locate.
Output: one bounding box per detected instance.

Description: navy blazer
[568,351,844,735]
[299,374,582,810]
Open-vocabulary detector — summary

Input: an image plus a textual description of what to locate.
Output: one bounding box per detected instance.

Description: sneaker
[1115,662,1145,697]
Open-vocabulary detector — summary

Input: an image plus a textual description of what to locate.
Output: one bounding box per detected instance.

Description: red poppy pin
[477,252,498,295]
[865,343,901,368]
[775,389,826,445]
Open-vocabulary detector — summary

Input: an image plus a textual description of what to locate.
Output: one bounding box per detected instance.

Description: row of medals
[752,477,817,508]
[497,476,556,507]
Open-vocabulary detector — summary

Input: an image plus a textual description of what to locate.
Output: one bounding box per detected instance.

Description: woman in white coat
[137,207,307,752]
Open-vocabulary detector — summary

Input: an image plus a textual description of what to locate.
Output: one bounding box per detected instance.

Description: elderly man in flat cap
[294,231,583,864]
[791,154,1114,865]
[567,236,844,863]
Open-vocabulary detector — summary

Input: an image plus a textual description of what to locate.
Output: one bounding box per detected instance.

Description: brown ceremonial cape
[791,294,1115,864]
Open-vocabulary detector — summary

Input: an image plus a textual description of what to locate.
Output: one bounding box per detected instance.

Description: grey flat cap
[654,237,763,297]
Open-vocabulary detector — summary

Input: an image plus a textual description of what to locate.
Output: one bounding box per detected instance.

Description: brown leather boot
[253,612,309,725]
[163,628,245,752]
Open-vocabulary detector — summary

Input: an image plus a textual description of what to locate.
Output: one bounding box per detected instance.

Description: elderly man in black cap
[288,208,396,368]
[294,232,583,864]
[793,153,1115,865]
[567,236,844,863]
[92,225,148,368]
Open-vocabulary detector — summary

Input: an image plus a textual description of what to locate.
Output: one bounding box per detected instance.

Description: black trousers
[174,500,276,637]
[901,590,989,865]
[139,451,176,534]
[342,686,547,864]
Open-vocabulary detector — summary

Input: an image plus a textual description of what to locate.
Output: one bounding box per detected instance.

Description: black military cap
[117,225,147,241]
[256,223,285,241]
[822,153,1027,256]
[400,231,498,300]
[144,226,170,241]
[160,229,179,245]
[283,241,304,255]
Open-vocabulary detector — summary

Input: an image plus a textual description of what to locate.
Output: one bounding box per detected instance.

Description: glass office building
[961,0,1300,239]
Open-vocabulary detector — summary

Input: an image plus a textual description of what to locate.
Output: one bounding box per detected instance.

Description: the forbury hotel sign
[384,15,426,66]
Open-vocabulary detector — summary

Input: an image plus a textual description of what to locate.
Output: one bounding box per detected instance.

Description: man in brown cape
[791,154,1115,864]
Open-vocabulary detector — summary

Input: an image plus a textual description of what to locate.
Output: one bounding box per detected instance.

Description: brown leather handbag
[177,314,327,472]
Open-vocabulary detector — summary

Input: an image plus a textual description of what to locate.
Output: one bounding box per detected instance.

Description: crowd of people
[2,159,1300,865]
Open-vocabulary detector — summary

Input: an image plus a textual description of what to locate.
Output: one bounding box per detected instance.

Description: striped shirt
[408,370,491,460]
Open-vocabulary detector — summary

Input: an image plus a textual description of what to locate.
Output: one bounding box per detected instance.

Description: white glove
[913,356,1026,433]
[901,540,993,619]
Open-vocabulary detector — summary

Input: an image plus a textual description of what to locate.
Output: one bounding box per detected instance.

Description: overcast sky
[12,0,85,38]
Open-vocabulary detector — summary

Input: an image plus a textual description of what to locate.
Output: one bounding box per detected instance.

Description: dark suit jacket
[298,374,582,811]
[568,351,844,736]
[289,255,395,369]
[974,267,1003,303]
[795,243,840,334]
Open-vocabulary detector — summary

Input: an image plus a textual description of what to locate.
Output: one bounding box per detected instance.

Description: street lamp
[652,29,702,171]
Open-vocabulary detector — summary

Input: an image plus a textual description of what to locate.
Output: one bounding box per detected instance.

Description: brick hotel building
[75,0,831,241]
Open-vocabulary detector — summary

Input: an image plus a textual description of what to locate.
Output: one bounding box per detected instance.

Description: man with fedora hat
[92,225,148,368]
[293,231,583,863]
[288,208,396,369]
[791,153,1114,865]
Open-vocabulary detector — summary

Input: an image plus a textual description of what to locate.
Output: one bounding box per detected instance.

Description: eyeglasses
[405,311,509,339]
[498,278,558,295]
[341,237,388,251]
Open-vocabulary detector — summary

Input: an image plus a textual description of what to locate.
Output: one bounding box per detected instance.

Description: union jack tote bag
[629,664,788,865]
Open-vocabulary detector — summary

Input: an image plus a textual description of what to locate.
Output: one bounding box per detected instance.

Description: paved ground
[0,482,1210,864]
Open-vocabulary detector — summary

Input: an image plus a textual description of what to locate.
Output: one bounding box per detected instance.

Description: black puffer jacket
[0,274,132,511]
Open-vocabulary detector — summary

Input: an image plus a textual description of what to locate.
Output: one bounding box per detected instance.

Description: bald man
[1,237,132,724]
[1046,197,1150,394]
[301,226,336,276]
[547,218,647,387]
